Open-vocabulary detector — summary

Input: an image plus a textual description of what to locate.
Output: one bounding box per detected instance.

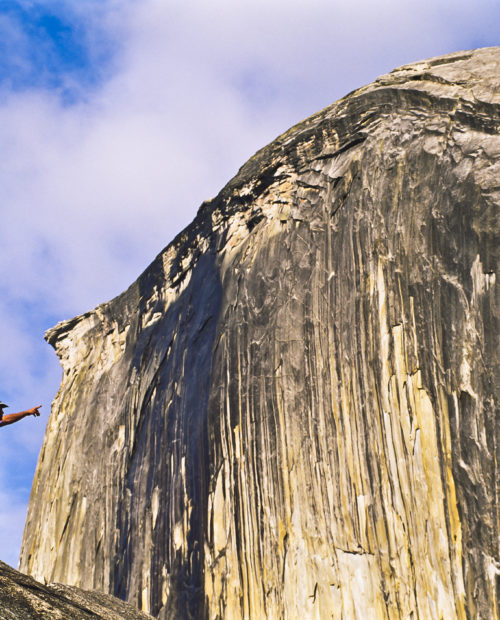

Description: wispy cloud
[0,0,117,100]
[1,0,499,568]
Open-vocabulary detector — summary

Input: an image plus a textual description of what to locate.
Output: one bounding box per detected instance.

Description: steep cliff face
[21,48,499,619]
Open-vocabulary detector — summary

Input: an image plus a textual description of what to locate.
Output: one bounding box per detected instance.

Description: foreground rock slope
[0,561,153,620]
[21,48,499,619]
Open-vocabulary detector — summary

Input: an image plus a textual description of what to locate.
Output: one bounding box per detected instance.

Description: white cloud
[0,487,29,568]
[1,0,499,568]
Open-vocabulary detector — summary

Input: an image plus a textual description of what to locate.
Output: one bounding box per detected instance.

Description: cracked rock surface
[0,561,153,619]
[20,48,499,619]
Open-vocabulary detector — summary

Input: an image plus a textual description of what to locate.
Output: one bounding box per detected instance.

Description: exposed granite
[0,561,153,619]
[20,48,499,619]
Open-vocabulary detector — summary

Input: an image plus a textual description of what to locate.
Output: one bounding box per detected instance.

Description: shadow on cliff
[112,250,222,620]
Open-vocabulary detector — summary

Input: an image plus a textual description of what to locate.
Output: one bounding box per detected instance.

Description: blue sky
[0,0,499,569]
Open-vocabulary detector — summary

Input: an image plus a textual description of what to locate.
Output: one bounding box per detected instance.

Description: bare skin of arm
[0,406,42,427]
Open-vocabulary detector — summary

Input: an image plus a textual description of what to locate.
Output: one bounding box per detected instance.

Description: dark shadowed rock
[0,561,153,619]
[20,48,499,619]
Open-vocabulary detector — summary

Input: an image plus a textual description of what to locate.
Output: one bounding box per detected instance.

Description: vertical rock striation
[21,48,499,619]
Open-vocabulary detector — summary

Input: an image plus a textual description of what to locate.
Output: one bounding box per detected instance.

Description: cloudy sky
[0,0,498,568]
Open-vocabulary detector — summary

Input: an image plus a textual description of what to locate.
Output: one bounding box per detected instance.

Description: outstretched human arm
[0,405,42,427]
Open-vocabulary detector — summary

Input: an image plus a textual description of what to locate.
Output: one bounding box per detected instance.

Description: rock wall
[20,48,499,619]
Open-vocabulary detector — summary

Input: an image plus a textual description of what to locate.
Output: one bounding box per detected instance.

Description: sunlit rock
[21,48,499,619]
